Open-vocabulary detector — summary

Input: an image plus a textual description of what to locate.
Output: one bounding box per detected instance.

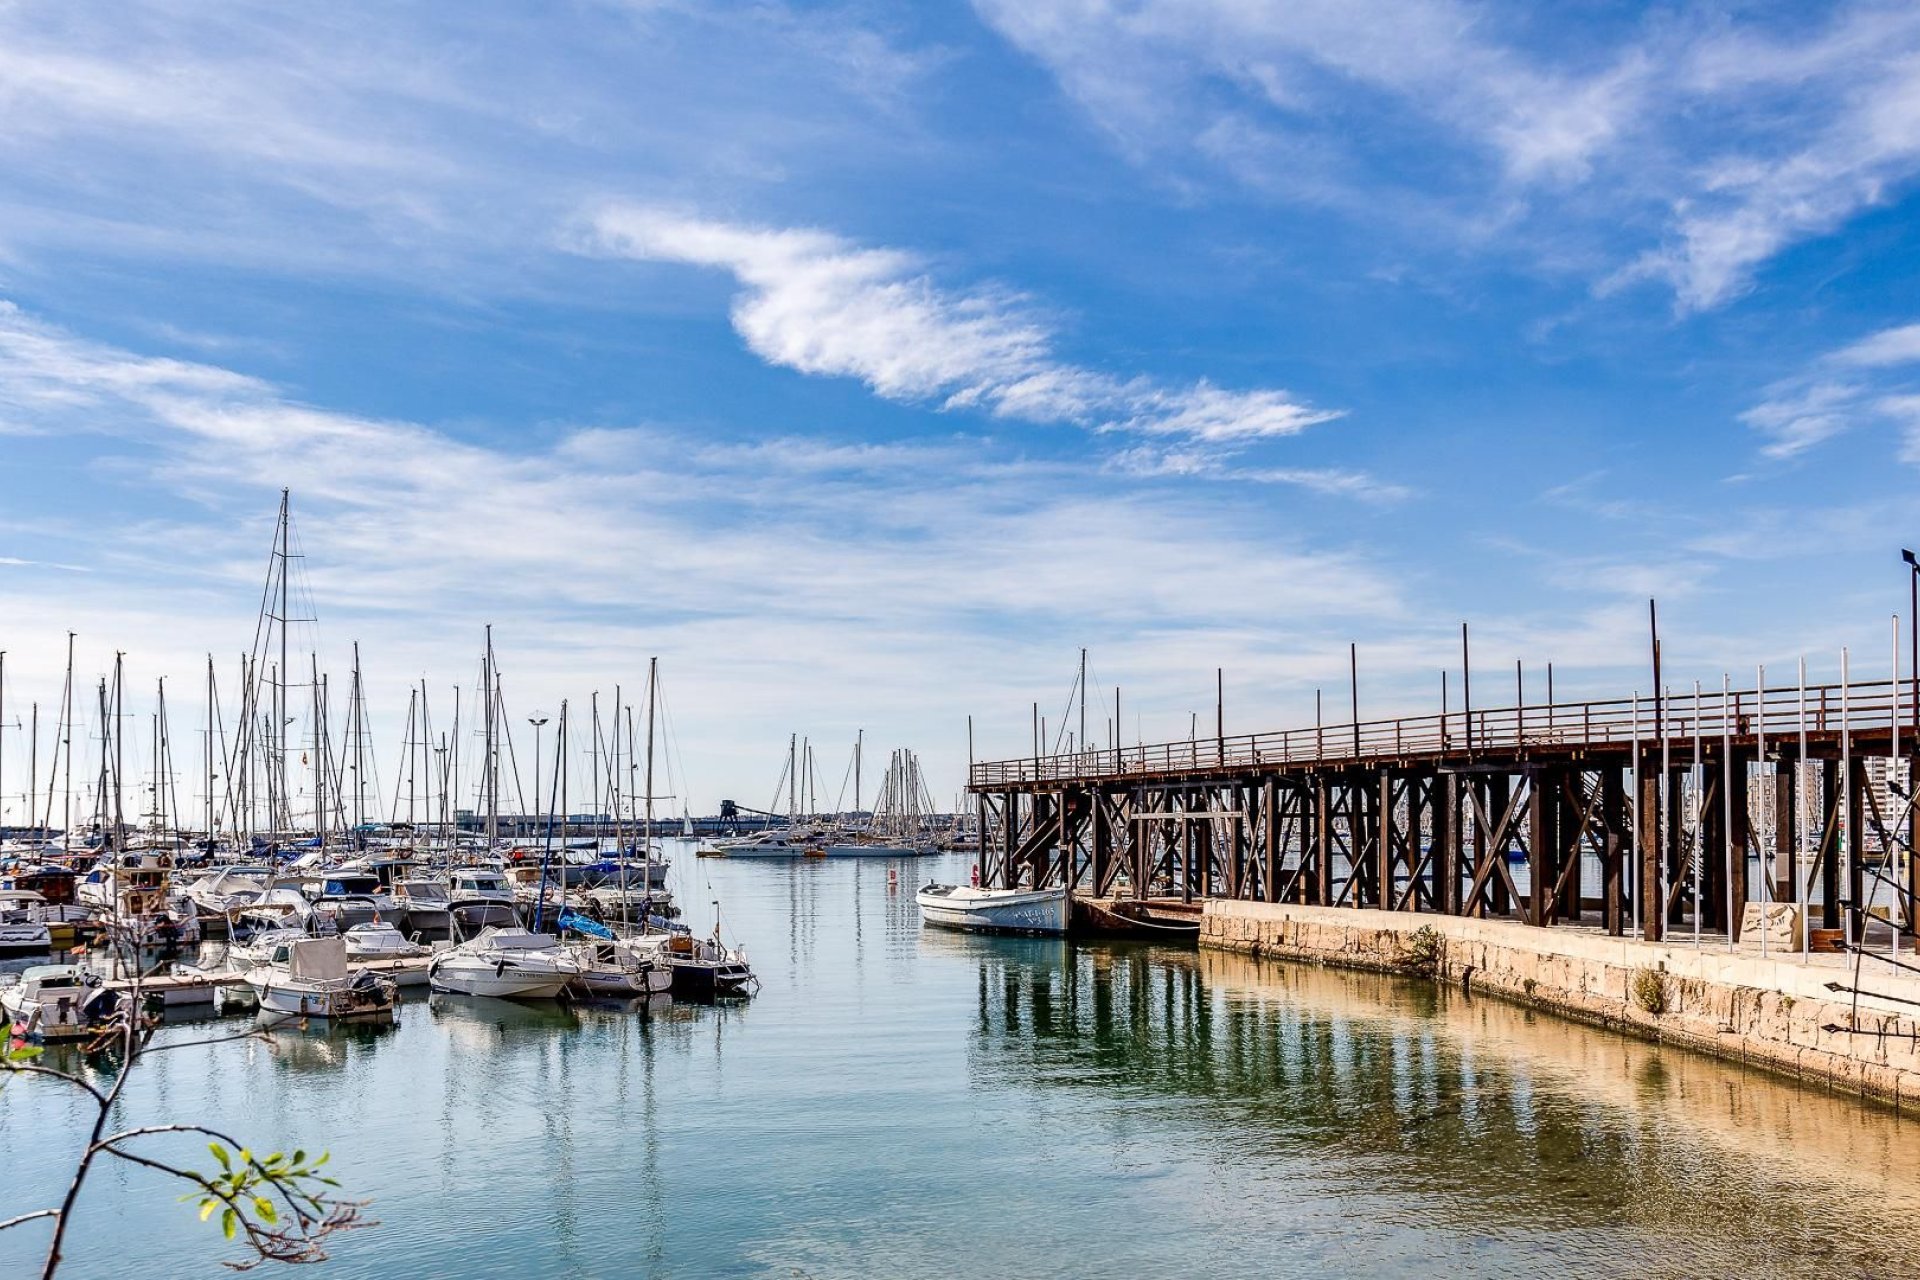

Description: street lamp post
[529,715,549,822]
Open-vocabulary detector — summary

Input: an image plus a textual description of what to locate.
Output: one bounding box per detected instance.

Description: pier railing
[969,678,1917,788]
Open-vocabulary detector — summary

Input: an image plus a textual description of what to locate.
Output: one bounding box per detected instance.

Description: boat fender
[495,958,508,977]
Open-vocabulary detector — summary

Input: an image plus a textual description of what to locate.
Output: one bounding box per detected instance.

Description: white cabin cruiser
[247,936,397,1023]
[342,921,428,961]
[915,884,1069,936]
[2,964,122,1043]
[0,890,56,957]
[427,928,581,1000]
[565,935,674,997]
[181,865,274,917]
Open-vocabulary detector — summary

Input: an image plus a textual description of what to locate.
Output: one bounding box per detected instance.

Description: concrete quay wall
[1200,900,1920,1107]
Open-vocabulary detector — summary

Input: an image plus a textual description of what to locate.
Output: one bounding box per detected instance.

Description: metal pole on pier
[1723,674,1734,952]
[1461,623,1473,757]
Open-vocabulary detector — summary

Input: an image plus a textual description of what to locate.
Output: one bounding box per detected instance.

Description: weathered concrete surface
[1201,900,1920,1107]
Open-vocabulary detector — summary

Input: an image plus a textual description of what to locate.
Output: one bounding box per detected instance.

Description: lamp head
[1905,548,1919,568]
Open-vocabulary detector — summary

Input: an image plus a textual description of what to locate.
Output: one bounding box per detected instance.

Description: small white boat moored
[246,936,398,1023]
[2,965,123,1042]
[915,884,1069,936]
[342,921,428,961]
[427,928,581,1000]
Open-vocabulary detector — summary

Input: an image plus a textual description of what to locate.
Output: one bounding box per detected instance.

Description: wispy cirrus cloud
[975,0,1920,313]
[580,206,1343,448]
[1739,317,1920,460]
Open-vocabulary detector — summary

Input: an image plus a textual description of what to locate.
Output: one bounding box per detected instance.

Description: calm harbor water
[5,843,1919,1278]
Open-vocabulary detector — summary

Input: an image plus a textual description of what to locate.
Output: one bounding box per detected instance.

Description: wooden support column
[1090,790,1111,896]
[1527,768,1549,927]
[1820,760,1841,930]
[1376,771,1395,911]
[1728,752,1750,941]
[1601,768,1625,935]
[1772,763,1795,904]
[1437,773,1461,915]
[1700,767,1726,932]
[1848,755,1869,936]
[1638,769,1662,942]
[1488,775,1512,917]
[1312,774,1331,906]
[1262,777,1279,904]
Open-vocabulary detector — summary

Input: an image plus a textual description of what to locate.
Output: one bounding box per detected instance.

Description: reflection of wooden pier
[970,678,1917,944]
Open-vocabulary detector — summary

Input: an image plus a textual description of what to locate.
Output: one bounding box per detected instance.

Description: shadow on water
[965,941,1920,1278]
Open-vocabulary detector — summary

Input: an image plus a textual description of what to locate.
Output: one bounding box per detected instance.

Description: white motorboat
[446,868,516,905]
[1,964,122,1043]
[565,936,673,997]
[246,936,398,1023]
[427,928,581,1000]
[0,890,56,957]
[342,921,428,961]
[226,926,312,972]
[696,828,827,858]
[181,865,274,917]
[915,884,1069,936]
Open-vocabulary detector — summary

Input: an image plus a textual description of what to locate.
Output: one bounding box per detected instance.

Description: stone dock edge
[1199,900,1920,1109]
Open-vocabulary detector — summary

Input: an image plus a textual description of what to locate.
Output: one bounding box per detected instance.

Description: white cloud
[1832,322,1920,368]
[1739,380,1861,460]
[0,300,1401,812]
[974,0,1920,312]
[1736,318,1920,461]
[583,206,1343,446]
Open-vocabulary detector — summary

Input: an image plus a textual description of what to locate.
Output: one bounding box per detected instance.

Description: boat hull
[916,886,1069,936]
[427,958,571,1001]
[252,980,396,1023]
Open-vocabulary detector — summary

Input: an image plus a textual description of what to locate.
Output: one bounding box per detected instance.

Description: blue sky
[2,0,1920,818]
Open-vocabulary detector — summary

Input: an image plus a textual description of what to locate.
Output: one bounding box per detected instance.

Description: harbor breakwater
[1201,900,1920,1107]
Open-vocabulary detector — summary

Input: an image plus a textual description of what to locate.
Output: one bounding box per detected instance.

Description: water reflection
[968,943,1920,1277]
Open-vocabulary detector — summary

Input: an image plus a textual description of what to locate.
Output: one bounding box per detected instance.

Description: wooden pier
[969,677,1919,943]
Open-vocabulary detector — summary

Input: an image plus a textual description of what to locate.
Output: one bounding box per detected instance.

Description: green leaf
[253,1197,277,1225]
[221,1207,237,1240]
[209,1142,231,1170]
[199,1199,218,1222]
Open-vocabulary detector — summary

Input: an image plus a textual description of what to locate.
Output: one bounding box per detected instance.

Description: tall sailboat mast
[644,658,657,914]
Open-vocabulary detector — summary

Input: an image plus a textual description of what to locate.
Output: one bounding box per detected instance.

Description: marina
[7,851,1920,1278]
[9,5,1920,1272]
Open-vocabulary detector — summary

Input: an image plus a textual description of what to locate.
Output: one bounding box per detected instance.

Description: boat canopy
[286,937,351,982]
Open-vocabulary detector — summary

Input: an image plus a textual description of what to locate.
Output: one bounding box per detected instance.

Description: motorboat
[393,879,453,939]
[427,928,581,1000]
[180,864,274,917]
[562,920,674,997]
[447,897,522,941]
[79,852,201,947]
[342,921,428,961]
[246,936,398,1023]
[446,868,516,905]
[1,964,123,1043]
[306,872,400,926]
[915,884,1069,936]
[696,828,827,859]
[580,884,677,925]
[656,929,755,999]
[0,890,56,957]
[226,926,312,972]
